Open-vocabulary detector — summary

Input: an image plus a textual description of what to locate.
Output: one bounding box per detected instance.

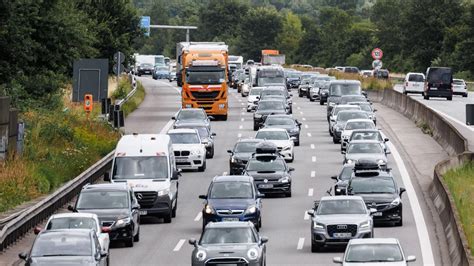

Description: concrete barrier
[368,88,473,265]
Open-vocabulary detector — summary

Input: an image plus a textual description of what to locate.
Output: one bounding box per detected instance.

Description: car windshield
[169,133,200,144]
[341,96,366,104]
[453,80,464,85]
[256,130,288,140]
[234,142,258,153]
[261,90,285,97]
[186,69,225,85]
[345,121,374,130]
[347,143,383,154]
[351,178,396,194]
[408,74,424,82]
[265,117,294,126]
[334,106,360,116]
[47,217,97,231]
[140,63,153,68]
[345,244,404,262]
[257,101,285,111]
[317,199,367,215]
[113,156,169,180]
[287,73,300,78]
[246,158,286,171]
[357,104,372,112]
[156,66,168,71]
[329,84,361,96]
[209,181,253,199]
[351,132,382,142]
[250,89,263,96]
[76,191,129,209]
[177,110,206,121]
[31,233,92,257]
[194,127,209,138]
[337,112,369,122]
[200,228,256,244]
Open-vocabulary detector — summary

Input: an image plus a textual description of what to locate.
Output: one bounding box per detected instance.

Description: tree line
[135,0,474,79]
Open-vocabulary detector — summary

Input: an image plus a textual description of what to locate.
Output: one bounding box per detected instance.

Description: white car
[333,238,416,265]
[168,128,207,171]
[360,70,373,77]
[340,119,376,150]
[403,72,425,94]
[247,87,264,112]
[453,79,468,97]
[241,78,251,97]
[34,213,110,255]
[255,128,294,162]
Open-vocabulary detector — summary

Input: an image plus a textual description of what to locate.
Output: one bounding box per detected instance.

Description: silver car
[189,221,268,266]
[342,140,389,166]
[307,196,375,252]
[333,238,416,265]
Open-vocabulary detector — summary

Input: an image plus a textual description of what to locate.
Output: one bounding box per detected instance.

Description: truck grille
[327,224,357,237]
[205,258,248,266]
[191,91,220,99]
[174,151,190,156]
[135,191,157,209]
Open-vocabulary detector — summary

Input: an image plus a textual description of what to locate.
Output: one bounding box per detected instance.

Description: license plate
[259,184,273,189]
[139,210,147,215]
[374,212,383,216]
[222,218,239,222]
[176,158,188,163]
[333,232,352,238]
[430,87,438,90]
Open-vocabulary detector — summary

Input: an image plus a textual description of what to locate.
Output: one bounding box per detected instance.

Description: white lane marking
[242,108,246,111]
[239,125,243,129]
[241,112,245,116]
[297,238,305,250]
[386,142,435,265]
[241,118,245,122]
[194,212,202,222]
[312,156,316,162]
[304,124,308,129]
[308,188,314,197]
[173,239,186,252]
[297,106,301,110]
[307,133,312,137]
[222,171,228,176]
[238,99,242,102]
[304,212,310,220]
[240,102,244,106]
[310,171,316,178]
[302,118,306,121]
[299,111,304,115]
[310,144,315,149]
[159,119,175,134]
[293,102,297,106]
[156,80,181,94]
[237,133,242,138]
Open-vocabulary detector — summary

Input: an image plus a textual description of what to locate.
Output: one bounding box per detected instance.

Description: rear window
[408,74,424,82]
[427,68,452,84]
[453,80,465,85]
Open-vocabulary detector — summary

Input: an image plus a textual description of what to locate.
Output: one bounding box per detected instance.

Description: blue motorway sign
[140,16,151,36]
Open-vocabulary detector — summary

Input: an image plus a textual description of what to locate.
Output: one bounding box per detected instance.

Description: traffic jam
[19,44,418,266]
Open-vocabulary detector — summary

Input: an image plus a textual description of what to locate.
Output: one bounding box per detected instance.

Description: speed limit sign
[371,48,383,60]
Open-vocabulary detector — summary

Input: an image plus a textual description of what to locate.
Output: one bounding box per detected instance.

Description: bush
[330,71,393,90]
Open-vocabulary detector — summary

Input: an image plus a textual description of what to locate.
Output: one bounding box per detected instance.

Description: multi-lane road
[3,77,446,265]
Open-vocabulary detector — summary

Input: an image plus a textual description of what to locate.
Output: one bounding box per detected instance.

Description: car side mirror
[260,236,269,244]
[374,109,378,112]
[100,250,108,258]
[406,255,416,262]
[188,238,197,247]
[330,175,337,180]
[103,172,110,182]
[171,170,180,180]
[369,208,378,214]
[307,210,315,217]
[33,226,43,235]
[101,226,111,233]
[171,116,176,120]
[289,94,293,97]
[67,205,75,212]
[341,150,346,154]
[333,257,343,264]
[289,167,295,172]
[199,195,207,200]
[384,138,389,142]
[227,150,233,154]
[211,133,216,137]
[400,187,406,196]
[18,252,28,260]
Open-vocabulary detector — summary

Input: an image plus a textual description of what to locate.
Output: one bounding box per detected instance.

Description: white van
[403,72,425,94]
[105,134,180,223]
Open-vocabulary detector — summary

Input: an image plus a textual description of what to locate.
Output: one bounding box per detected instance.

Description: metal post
[186,29,190,42]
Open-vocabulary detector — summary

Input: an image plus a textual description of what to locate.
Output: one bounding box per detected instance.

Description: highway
[1,77,442,265]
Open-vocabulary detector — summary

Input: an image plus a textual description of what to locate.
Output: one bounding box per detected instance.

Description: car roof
[212,175,253,182]
[168,128,198,134]
[330,80,361,85]
[49,213,98,219]
[349,238,399,245]
[341,95,365,98]
[266,114,293,119]
[178,108,204,112]
[351,129,380,133]
[81,183,129,192]
[338,110,367,115]
[257,128,287,132]
[335,104,360,109]
[347,140,381,144]
[346,119,374,123]
[39,229,93,237]
[206,221,254,229]
[174,122,209,128]
[116,134,170,157]
[320,195,364,201]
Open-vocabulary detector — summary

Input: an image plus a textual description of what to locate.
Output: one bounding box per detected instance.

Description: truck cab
[106,134,180,223]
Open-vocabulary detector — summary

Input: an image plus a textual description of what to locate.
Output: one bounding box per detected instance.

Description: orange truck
[261,49,285,65]
[180,42,229,120]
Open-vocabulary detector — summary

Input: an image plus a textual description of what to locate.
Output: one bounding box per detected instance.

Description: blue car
[199,175,263,231]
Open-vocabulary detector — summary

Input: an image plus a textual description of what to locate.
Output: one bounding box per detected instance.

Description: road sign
[140,16,151,36]
[84,94,93,112]
[113,51,125,63]
[113,64,124,75]
[371,48,383,60]
[372,60,383,70]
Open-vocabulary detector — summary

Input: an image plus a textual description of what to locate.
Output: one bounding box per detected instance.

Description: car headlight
[390,197,401,207]
[218,104,225,109]
[289,128,299,133]
[158,188,170,197]
[313,222,324,229]
[185,104,192,108]
[115,216,132,228]
[244,205,257,215]
[196,250,207,261]
[346,159,356,164]
[377,159,386,165]
[283,146,291,151]
[247,248,259,260]
[278,176,290,183]
[254,114,262,119]
[329,102,336,106]
[204,204,215,214]
[191,149,203,155]
[360,220,371,229]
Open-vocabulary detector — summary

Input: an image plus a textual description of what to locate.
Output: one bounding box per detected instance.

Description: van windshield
[329,84,361,97]
[113,156,169,180]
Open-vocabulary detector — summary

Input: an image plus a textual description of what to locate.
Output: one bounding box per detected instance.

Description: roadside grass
[329,71,393,91]
[442,162,474,256]
[111,75,146,117]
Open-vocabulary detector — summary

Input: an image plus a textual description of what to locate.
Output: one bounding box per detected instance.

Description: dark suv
[68,183,140,247]
[424,67,453,101]
[228,139,263,175]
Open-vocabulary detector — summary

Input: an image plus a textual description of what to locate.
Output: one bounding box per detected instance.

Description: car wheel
[285,191,292,197]
[222,115,228,121]
[329,128,333,136]
[198,161,206,172]
[332,136,338,144]
[134,227,140,242]
[298,91,303,97]
[172,199,177,218]
[447,96,452,101]
[311,241,321,253]
[209,147,214,158]
[164,209,172,223]
[258,217,262,228]
[424,95,429,100]
[310,98,314,102]
[125,238,134,247]
[319,99,324,105]
[253,123,259,131]
[289,153,294,162]
[463,93,468,97]
[295,139,300,146]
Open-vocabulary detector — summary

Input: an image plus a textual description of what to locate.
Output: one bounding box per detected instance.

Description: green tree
[276,11,303,63]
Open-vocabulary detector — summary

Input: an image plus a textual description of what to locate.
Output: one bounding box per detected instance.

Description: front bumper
[109,224,134,241]
[333,130,342,140]
[176,154,205,169]
[370,204,402,224]
[135,191,172,216]
[425,90,452,98]
[182,100,228,116]
[254,179,291,195]
[203,212,259,227]
[311,226,372,246]
[229,161,247,175]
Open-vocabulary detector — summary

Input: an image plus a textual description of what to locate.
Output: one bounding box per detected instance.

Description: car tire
[134,227,140,242]
[222,115,228,121]
[258,217,262,229]
[424,95,429,100]
[172,199,177,218]
[164,209,172,223]
[210,147,214,158]
[198,161,206,172]
[253,123,259,131]
[447,96,452,101]
[310,98,314,102]
[320,99,324,105]
[329,128,333,136]
[285,191,292,197]
[125,238,134,247]
[295,139,300,146]
[311,241,321,253]
[463,93,468,97]
[298,91,303,97]
[332,136,338,144]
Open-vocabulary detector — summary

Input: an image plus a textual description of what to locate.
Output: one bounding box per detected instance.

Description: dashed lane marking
[297,238,305,250]
[312,156,316,162]
[194,212,202,222]
[304,124,308,129]
[310,144,315,149]
[308,188,314,197]
[307,133,312,137]
[310,171,315,178]
[304,212,310,220]
[173,239,186,252]
[239,125,243,129]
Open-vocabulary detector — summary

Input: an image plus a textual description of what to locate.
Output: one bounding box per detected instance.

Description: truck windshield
[113,156,169,180]
[186,69,225,85]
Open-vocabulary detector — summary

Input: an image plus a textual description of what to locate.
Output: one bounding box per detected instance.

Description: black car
[19,229,108,266]
[137,63,154,76]
[331,110,369,143]
[339,95,368,105]
[199,175,263,231]
[253,99,287,131]
[228,139,263,175]
[68,183,140,247]
[424,67,453,101]
[330,164,354,195]
[347,170,405,226]
[326,80,362,119]
[286,72,301,90]
[243,150,294,197]
[262,114,302,146]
